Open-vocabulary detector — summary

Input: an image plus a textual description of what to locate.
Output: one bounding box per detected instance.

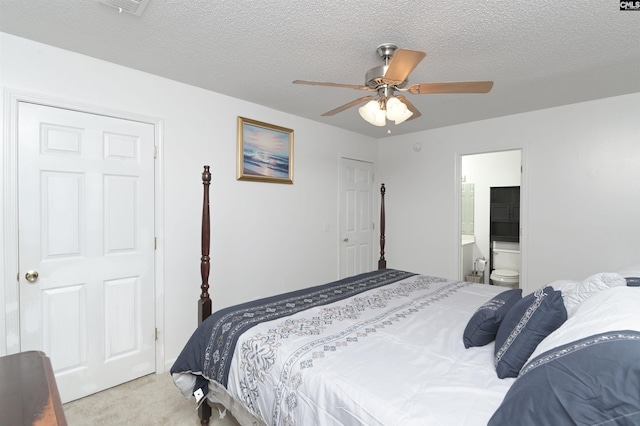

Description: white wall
[0,33,378,362]
[2,32,639,365]
[379,92,640,295]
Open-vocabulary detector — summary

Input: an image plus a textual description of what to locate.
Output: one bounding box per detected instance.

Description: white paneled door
[339,158,374,279]
[18,102,156,403]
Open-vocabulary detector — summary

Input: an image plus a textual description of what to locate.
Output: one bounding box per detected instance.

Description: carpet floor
[62,373,240,426]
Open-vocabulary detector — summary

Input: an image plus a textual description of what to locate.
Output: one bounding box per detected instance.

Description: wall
[0,33,378,362]
[462,150,522,283]
[379,92,640,295]
[2,32,639,365]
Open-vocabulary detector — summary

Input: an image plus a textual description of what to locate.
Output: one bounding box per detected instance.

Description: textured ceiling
[1,0,639,138]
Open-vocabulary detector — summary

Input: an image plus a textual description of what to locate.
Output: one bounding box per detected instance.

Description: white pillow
[548,279,578,294]
[617,262,640,278]
[560,272,626,317]
[526,286,640,364]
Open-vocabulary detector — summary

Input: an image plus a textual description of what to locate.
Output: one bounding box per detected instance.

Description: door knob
[25,270,39,283]
[343,237,349,242]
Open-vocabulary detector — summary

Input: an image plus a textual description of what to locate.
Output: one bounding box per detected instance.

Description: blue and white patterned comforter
[171,269,512,426]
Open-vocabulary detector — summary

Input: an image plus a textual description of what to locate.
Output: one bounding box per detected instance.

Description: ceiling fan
[293,43,494,126]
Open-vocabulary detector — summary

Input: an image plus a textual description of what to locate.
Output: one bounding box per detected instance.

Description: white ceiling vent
[97,0,150,16]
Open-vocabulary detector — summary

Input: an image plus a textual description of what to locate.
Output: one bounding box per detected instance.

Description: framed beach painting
[237,116,294,184]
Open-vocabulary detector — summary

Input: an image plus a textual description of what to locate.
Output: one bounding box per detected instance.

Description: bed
[171,165,640,426]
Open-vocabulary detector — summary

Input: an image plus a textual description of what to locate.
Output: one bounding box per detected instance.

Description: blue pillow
[494,287,566,378]
[463,289,522,348]
[489,330,640,426]
[626,277,640,287]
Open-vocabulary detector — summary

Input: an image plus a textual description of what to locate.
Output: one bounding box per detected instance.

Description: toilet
[490,241,520,288]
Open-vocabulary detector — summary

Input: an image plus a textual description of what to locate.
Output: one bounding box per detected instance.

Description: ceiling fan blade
[396,95,422,120]
[321,96,375,116]
[407,81,494,94]
[293,80,370,91]
[383,49,427,84]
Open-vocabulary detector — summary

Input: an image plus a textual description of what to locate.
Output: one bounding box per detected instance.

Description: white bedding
[222,274,513,426]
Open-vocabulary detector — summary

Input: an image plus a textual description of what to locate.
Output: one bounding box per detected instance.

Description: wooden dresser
[0,351,67,425]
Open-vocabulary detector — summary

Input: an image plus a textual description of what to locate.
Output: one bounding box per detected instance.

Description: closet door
[18,102,156,402]
[339,158,375,278]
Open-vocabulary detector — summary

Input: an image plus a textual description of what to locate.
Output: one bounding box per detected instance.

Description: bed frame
[195,165,387,425]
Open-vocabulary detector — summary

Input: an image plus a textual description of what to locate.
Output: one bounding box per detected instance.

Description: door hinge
[154,146,158,158]
[372,222,375,230]
[154,237,157,250]
[155,327,159,341]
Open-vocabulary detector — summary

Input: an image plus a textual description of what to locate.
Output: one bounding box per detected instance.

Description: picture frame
[237,116,294,184]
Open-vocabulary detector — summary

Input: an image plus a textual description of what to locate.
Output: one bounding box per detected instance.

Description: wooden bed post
[198,166,213,426]
[378,183,387,269]
[199,165,212,323]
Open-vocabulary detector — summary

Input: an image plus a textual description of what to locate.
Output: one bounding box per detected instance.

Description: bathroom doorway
[459,150,522,285]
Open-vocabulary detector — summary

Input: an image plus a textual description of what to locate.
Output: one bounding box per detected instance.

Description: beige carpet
[63,373,240,426]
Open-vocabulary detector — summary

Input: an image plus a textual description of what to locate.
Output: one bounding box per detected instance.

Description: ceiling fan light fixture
[385,96,412,124]
[392,108,413,125]
[359,100,386,126]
